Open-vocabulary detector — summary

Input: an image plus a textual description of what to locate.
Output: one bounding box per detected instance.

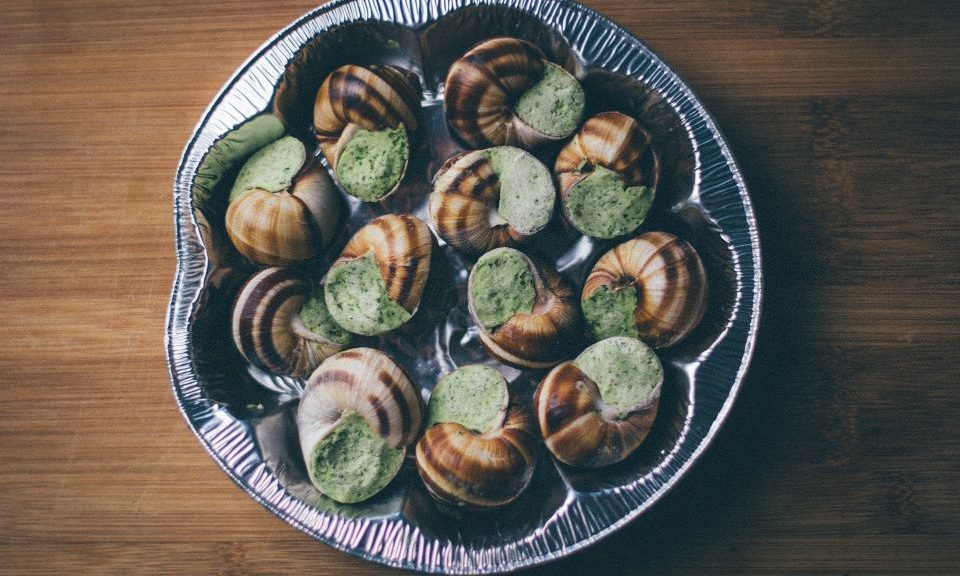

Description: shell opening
[425,365,509,434]
[572,336,663,419]
[307,411,406,504]
[468,248,537,331]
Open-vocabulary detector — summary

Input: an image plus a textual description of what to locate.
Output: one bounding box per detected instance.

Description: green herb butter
[514,61,585,138]
[308,411,405,504]
[426,365,508,433]
[582,284,641,341]
[193,113,285,207]
[573,336,663,418]
[565,166,654,239]
[299,285,354,346]
[324,252,411,336]
[469,248,537,331]
[487,146,555,234]
[336,126,408,201]
[229,135,305,201]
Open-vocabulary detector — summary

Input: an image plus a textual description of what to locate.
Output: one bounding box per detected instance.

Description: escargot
[193,114,286,265]
[582,231,707,348]
[416,365,538,509]
[231,267,354,378]
[324,214,433,336]
[444,37,585,149]
[554,111,660,239]
[313,64,421,201]
[467,247,580,369]
[535,336,663,468]
[225,135,342,267]
[297,348,423,503]
[429,146,556,253]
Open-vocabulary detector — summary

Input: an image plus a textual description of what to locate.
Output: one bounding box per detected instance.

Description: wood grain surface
[1,0,958,574]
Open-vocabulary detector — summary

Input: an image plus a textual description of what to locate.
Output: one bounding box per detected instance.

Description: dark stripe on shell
[379,368,412,442]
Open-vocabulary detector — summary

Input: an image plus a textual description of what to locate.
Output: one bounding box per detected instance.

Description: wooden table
[2,1,958,574]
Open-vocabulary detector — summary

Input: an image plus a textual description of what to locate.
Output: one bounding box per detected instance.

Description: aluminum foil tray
[167,0,762,572]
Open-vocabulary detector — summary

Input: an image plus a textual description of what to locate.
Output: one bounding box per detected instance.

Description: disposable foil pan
[167,0,762,572]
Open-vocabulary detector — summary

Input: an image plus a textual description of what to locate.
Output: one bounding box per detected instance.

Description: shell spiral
[444,37,549,149]
[338,213,433,313]
[416,401,538,509]
[429,152,523,253]
[583,231,708,348]
[534,362,660,468]
[231,267,345,378]
[225,165,341,267]
[297,348,424,450]
[313,64,421,169]
[554,111,659,197]
[469,254,581,369]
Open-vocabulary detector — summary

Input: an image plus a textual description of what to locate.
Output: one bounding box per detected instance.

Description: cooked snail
[444,37,585,149]
[324,214,433,336]
[554,111,659,239]
[467,247,579,369]
[429,146,555,253]
[231,267,353,378]
[582,231,707,348]
[313,64,421,201]
[297,348,423,503]
[225,135,342,267]
[534,336,662,468]
[193,114,286,265]
[416,365,538,509]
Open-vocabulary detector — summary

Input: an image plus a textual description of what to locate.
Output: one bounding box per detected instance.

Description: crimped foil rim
[166,0,763,573]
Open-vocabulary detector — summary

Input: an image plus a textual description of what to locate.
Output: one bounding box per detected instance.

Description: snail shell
[225,137,342,267]
[297,348,424,503]
[554,112,660,238]
[429,146,556,254]
[582,231,707,348]
[444,37,583,149]
[324,214,433,335]
[313,64,421,200]
[534,336,663,468]
[231,267,352,378]
[416,401,538,509]
[467,248,580,369]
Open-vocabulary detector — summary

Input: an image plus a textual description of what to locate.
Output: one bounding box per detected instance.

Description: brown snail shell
[225,142,342,267]
[534,338,663,468]
[554,112,660,238]
[444,37,578,149]
[313,64,421,198]
[297,348,424,502]
[429,147,555,254]
[338,213,433,313]
[582,231,708,348]
[467,248,580,369]
[231,267,350,378]
[555,111,658,194]
[416,399,538,509]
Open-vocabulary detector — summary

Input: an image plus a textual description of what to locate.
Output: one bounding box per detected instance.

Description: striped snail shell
[297,348,424,503]
[582,231,708,348]
[231,267,352,378]
[554,112,660,239]
[467,248,580,369]
[313,64,421,201]
[429,146,556,254]
[225,136,342,267]
[416,403,538,509]
[555,111,657,193]
[444,37,584,149]
[324,214,433,336]
[534,336,663,468]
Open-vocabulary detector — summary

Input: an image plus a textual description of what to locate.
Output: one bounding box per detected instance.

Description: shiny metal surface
[167,0,762,572]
